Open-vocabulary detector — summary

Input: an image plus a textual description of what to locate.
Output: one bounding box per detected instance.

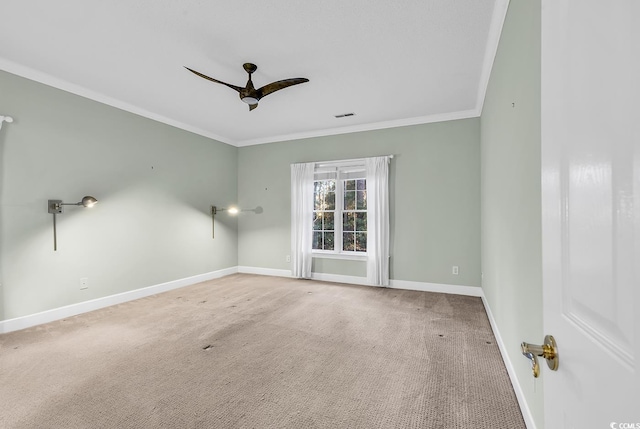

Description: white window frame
[312,161,367,261]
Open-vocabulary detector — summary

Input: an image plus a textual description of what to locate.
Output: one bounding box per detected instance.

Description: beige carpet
[0,274,525,428]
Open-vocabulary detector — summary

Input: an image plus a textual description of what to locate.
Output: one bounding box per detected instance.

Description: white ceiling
[0,0,508,147]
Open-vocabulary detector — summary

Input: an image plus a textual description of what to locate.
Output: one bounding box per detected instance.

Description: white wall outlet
[452,266,459,275]
[80,277,89,290]
[286,255,291,263]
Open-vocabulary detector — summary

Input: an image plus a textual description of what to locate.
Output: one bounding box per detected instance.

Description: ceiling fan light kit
[185,62,309,111]
[241,96,259,105]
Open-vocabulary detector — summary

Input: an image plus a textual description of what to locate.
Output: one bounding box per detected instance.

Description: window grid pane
[341,178,367,253]
[324,232,335,250]
[343,232,355,251]
[356,232,367,251]
[313,179,336,251]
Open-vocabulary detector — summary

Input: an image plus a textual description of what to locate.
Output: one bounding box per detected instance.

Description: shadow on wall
[0,115,15,320]
[211,205,263,238]
[388,154,397,280]
[5,136,245,252]
[1,179,240,321]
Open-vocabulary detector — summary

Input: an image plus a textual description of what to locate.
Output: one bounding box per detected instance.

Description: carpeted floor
[0,274,525,428]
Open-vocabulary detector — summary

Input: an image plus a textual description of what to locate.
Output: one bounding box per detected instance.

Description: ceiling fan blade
[184,66,243,93]
[258,78,309,98]
[249,103,258,111]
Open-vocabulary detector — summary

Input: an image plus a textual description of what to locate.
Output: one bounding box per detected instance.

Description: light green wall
[480,0,543,427]
[0,7,542,420]
[0,71,481,321]
[238,119,481,287]
[0,70,238,321]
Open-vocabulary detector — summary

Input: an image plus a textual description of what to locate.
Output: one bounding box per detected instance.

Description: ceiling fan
[185,63,309,111]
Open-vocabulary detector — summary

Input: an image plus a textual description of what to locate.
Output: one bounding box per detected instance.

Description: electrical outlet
[80,277,89,290]
[286,255,291,263]
[452,266,459,275]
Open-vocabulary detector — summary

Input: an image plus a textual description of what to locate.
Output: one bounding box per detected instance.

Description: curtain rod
[300,154,394,168]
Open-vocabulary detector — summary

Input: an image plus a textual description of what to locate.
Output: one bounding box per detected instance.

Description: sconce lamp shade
[0,115,14,130]
[80,196,98,207]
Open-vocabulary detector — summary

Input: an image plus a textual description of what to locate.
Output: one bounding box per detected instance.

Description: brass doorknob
[521,335,559,378]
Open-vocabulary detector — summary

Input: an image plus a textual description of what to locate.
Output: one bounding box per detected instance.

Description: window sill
[312,252,367,261]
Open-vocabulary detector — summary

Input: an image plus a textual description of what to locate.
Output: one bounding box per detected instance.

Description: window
[291,155,390,283]
[312,167,367,256]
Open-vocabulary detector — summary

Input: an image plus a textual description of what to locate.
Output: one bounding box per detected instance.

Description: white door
[541,0,639,428]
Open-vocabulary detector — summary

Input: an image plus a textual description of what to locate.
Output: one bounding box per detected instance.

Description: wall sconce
[210,205,237,239]
[0,115,13,131]
[210,205,262,239]
[48,196,98,251]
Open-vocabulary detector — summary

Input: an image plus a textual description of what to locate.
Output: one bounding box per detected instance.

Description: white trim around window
[312,251,367,261]
[312,160,368,259]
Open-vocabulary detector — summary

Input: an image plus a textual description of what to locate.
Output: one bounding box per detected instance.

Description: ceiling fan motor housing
[185,62,309,111]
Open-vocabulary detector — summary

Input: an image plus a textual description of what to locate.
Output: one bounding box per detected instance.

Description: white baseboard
[389,278,483,296]
[1,265,479,333]
[0,266,238,334]
[237,266,292,278]
[237,266,482,296]
[481,295,537,429]
[1,264,534,427]
[237,266,535,427]
[236,267,370,286]
[311,272,370,285]
[236,267,369,286]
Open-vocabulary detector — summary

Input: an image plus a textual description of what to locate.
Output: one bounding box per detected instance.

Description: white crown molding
[0,266,238,334]
[476,0,511,114]
[1,57,487,148]
[0,58,233,146]
[236,109,480,147]
[2,0,506,151]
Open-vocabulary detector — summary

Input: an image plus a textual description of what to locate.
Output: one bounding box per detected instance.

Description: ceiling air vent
[334,112,355,118]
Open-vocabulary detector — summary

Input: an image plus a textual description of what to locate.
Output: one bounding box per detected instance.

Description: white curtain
[365,156,391,286]
[290,162,315,278]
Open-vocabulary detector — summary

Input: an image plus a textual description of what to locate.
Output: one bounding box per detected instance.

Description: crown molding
[475,0,511,114]
[3,0,507,153]
[235,109,481,147]
[0,58,233,146]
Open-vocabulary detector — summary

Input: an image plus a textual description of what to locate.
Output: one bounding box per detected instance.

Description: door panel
[542,0,639,427]
[564,153,635,366]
